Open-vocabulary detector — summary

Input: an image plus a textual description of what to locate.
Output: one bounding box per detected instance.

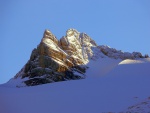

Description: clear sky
[0,0,150,84]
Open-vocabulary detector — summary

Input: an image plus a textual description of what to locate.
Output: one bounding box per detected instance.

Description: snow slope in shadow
[0,58,150,113]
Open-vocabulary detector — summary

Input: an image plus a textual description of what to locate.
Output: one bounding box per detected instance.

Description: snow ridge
[99,45,148,59]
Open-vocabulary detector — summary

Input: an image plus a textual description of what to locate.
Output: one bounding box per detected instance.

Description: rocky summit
[12,28,148,87]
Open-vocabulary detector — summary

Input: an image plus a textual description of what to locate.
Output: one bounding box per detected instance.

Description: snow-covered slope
[124,97,150,112]
[1,58,150,113]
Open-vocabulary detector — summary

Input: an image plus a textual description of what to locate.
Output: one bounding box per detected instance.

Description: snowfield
[0,58,150,113]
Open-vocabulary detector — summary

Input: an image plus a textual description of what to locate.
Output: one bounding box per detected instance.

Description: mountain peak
[10,28,148,87]
[66,28,79,37]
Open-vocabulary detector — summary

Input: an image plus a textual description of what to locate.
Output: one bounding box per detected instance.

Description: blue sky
[0,0,150,84]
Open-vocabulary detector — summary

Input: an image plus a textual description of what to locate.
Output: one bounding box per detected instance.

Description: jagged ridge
[13,28,148,87]
[14,29,98,86]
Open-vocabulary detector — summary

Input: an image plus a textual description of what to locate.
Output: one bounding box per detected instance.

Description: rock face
[13,28,147,87]
[38,30,68,72]
[14,29,93,86]
[60,29,98,65]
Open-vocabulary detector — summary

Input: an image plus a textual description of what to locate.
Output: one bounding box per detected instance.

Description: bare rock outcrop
[14,29,87,86]
[13,28,148,87]
[60,29,86,65]
[60,29,99,64]
[38,30,68,72]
